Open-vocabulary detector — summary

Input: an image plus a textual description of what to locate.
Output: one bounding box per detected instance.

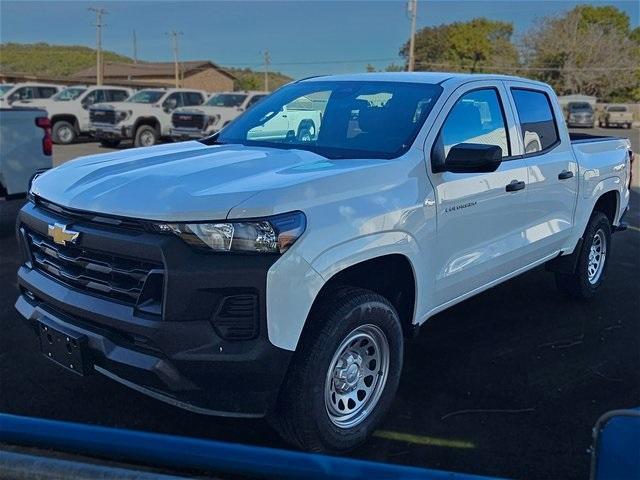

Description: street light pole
[89,7,107,85]
[407,0,417,72]
[262,50,271,92]
[167,30,183,88]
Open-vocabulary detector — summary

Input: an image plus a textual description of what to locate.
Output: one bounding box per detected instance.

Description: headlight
[116,110,132,123]
[155,211,306,254]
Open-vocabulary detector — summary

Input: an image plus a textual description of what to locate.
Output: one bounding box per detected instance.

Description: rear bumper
[14,200,292,417]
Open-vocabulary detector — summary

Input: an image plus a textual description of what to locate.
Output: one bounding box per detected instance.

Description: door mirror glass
[444,143,502,173]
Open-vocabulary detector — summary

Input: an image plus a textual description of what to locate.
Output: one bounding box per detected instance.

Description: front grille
[172,112,205,129]
[90,109,116,125]
[26,229,163,306]
[212,294,259,340]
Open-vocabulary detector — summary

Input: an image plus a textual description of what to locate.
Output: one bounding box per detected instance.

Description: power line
[89,7,107,86]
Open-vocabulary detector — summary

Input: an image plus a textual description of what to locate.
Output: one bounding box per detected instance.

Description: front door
[428,84,531,307]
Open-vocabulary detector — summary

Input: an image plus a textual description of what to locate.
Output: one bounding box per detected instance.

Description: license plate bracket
[38,319,89,376]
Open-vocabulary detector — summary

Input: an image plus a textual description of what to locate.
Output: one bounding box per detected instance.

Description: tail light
[35,116,52,156]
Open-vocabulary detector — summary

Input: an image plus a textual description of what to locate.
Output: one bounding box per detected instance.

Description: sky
[1,0,639,78]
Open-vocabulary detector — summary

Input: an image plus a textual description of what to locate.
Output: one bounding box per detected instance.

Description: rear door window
[107,90,130,102]
[511,89,559,154]
[185,92,204,106]
[37,87,58,98]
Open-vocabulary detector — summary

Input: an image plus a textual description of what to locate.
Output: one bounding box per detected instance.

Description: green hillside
[0,43,293,91]
[0,42,134,77]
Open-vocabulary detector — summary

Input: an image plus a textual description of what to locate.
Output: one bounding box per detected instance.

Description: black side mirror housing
[432,142,502,174]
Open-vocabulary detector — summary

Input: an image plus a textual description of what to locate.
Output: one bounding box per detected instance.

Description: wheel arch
[592,189,619,226]
[51,114,79,131]
[134,116,161,132]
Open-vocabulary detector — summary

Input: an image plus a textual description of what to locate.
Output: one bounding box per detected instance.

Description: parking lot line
[374,430,475,449]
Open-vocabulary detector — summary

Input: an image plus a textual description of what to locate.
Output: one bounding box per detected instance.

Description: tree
[523,6,639,100]
[399,18,519,73]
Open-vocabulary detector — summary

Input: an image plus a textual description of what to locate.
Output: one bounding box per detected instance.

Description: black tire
[555,212,611,299]
[271,287,403,452]
[52,120,77,145]
[134,125,159,147]
[99,139,121,148]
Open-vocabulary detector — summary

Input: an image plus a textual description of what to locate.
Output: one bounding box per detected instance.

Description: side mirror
[432,142,502,174]
[164,98,177,112]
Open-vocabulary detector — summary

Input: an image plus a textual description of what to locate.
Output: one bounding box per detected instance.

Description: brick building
[70,61,236,92]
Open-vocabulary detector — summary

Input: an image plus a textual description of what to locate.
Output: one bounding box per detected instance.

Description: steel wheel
[324,324,390,429]
[587,228,607,284]
[139,130,156,146]
[57,125,74,143]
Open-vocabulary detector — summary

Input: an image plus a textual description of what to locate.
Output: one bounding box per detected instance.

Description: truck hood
[31,141,388,222]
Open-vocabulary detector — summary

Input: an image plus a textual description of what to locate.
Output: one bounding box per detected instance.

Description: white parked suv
[14,85,133,144]
[0,83,61,108]
[170,91,267,140]
[90,88,207,147]
[17,73,633,452]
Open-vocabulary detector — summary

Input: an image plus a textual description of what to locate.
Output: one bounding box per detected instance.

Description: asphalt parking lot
[1,127,639,479]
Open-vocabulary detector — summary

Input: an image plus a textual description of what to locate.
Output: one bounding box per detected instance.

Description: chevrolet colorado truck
[89,88,207,147]
[16,73,633,452]
[170,91,267,140]
[1,107,52,231]
[14,85,133,144]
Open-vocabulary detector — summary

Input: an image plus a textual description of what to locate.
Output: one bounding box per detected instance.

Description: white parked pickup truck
[1,107,52,231]
[17,73,633,452]
[14,85,134,144]
[89,88,207,147]
[0,83,61,108]
[170,91,267,140]
[598,104,634,129]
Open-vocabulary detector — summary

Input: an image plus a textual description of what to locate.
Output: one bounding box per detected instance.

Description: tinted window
[37,87,58,98]
[219,81,442,160]
[607,105,627,112]
[163,92,184,109]
[53,87,86,101]
[11,87,34,101]
[246,94,266,109]
[185,92,204,106]
[440,88,509,158]
[511,89,559,154]
[108,90,129,102]
[127,90,164,104]
[206,93,247,107]
[84,89,105,106]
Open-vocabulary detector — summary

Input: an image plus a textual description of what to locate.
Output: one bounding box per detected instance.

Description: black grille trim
[212,294,259,340]
[172,112,206,129]
[90,109,116,125]
[27,229,163,306]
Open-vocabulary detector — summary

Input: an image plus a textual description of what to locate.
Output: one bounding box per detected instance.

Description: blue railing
[0,413,498,479]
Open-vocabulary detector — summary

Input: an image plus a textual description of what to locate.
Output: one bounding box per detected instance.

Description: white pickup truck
[16,73,632,453]
[89,88,207,147]
[170,91,267,140]
[0,83,62,108]
[0,107,52,231]
[14,85,133,144]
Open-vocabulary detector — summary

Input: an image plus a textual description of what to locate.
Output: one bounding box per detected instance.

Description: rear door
[428,81,532,307]
[504,82,578,257]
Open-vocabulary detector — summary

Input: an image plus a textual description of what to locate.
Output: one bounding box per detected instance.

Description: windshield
[0,85,13,97]
[53,87,87,101]
[127,90,165,104]
[569,102,592,111]
[206,93,247,107]
[218,81,442,159]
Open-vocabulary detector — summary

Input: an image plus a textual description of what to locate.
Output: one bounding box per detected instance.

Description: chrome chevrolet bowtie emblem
[47,223,80,246]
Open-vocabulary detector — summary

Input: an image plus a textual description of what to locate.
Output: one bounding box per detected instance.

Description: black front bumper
[14,201,292,417]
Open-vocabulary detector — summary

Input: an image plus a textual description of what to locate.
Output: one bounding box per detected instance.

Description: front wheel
[555,212,611,299]
[271,288,403,452]
[52,120,77,144]
[134,125,159,147]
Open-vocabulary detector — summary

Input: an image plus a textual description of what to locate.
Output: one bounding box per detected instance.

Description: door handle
[558,170,574,180]
[506,180,526,192]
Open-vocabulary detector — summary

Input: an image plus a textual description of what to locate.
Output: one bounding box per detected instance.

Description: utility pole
[166,30,183,88]
[89,7,107,85]
[133,29,138,64]
[262,49,271,92]
[407,0,417,72]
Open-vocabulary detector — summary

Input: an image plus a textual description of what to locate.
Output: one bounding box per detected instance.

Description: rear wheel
[555,212,611,299]
[52,121,77,145]
[271,287,403,452]
[134,125,159,147]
